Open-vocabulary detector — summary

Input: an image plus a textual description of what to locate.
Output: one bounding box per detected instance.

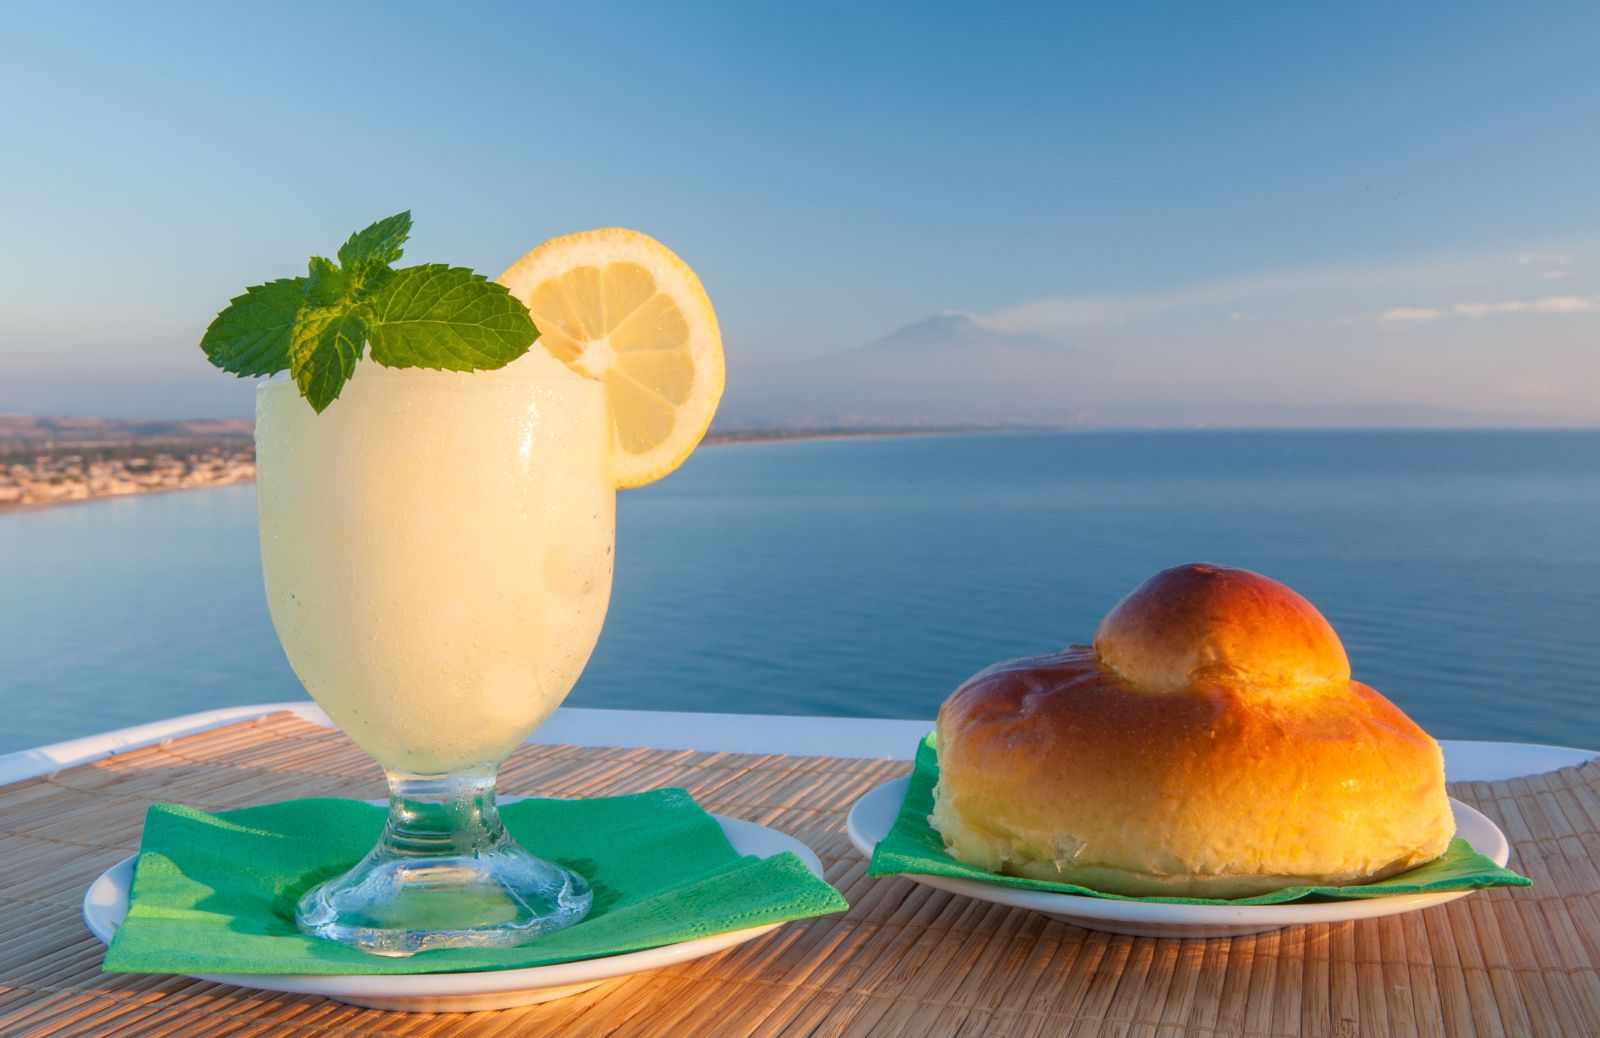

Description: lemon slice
[498,229,724,489]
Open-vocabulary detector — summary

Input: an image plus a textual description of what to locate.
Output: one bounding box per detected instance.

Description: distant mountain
[830,312,1067,360]
[719,312,1569,430]
[723,312,1096,427]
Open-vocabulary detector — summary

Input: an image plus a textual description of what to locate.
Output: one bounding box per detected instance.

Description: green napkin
[868,734,1531,905]
[104,788,847,975]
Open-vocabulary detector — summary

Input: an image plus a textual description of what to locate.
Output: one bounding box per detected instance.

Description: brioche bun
[931,563,1453,898]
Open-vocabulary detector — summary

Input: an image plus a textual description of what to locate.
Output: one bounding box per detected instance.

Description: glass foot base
[297,842,593,956]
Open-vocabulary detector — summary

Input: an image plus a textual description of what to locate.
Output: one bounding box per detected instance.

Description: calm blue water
[1,430,1596,754]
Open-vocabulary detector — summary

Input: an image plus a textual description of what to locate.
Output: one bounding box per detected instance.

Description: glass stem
[378,764,508,859]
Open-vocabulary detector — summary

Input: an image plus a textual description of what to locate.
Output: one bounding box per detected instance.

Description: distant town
[0,416,255,513]
[0,445,257,511]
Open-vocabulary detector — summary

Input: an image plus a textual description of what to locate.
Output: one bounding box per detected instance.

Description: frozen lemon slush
[255,354,615,775]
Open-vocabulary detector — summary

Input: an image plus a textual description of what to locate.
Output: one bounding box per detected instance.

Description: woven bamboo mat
[0,713,1596,1037]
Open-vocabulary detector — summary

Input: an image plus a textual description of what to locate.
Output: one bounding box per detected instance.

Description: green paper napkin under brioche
[867,735,1530,906]
[105,789,847,975]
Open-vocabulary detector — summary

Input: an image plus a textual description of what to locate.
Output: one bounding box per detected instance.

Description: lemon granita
[255,355,614,776]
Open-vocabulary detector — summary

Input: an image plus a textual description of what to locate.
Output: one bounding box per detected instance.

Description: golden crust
[1094,563,1350,697]
[930,565,1454,898]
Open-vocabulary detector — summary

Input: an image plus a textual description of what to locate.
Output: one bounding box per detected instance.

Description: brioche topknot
[1094,562,1350,697]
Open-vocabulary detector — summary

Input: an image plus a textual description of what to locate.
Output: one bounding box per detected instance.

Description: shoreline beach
[0,425,983,517]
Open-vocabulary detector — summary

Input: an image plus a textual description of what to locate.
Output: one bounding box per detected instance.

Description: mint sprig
[200,212,538,412]
[337,211,411,268]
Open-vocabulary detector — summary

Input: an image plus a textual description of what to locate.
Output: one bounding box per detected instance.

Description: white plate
[846,777,1511,939]
[85,814,823,1013]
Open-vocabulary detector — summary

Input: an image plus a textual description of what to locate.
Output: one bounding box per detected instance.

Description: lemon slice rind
[498,229,724,489]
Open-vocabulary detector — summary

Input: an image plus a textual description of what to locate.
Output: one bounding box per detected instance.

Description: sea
[1,429,1596,755]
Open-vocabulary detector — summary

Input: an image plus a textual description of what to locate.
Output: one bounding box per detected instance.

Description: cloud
[1512,253,1575,283]
[1375,306,1448,327]
[1371,295,1596,328]
[982,244,1597,337]
[1529,295,1595,313]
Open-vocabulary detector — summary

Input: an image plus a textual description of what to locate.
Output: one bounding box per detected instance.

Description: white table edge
[0,701,1593,789]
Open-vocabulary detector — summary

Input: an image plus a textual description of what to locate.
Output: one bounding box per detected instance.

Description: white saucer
[846,777,1511,939]
[85,814,824,1013]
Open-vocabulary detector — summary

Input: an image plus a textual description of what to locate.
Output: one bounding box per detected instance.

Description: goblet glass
[255,365,614,954]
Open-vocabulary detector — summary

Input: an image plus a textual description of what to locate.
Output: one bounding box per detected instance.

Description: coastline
[0,476,257,518]
[0,427,977,518]
[12,424,1589,518]
[0,439,256,518]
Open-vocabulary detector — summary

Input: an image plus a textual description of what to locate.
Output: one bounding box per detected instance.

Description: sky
[0,1,1596,423]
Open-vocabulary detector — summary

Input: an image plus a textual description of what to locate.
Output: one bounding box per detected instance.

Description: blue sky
[1,2,1596,421]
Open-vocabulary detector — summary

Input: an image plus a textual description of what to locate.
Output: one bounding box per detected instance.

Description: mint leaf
[306,257,347,306]
[290,309,366,413]
[367,264,537,371]
[200,277,308,377]
[348,262,394,305]
[337,211,410,268]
